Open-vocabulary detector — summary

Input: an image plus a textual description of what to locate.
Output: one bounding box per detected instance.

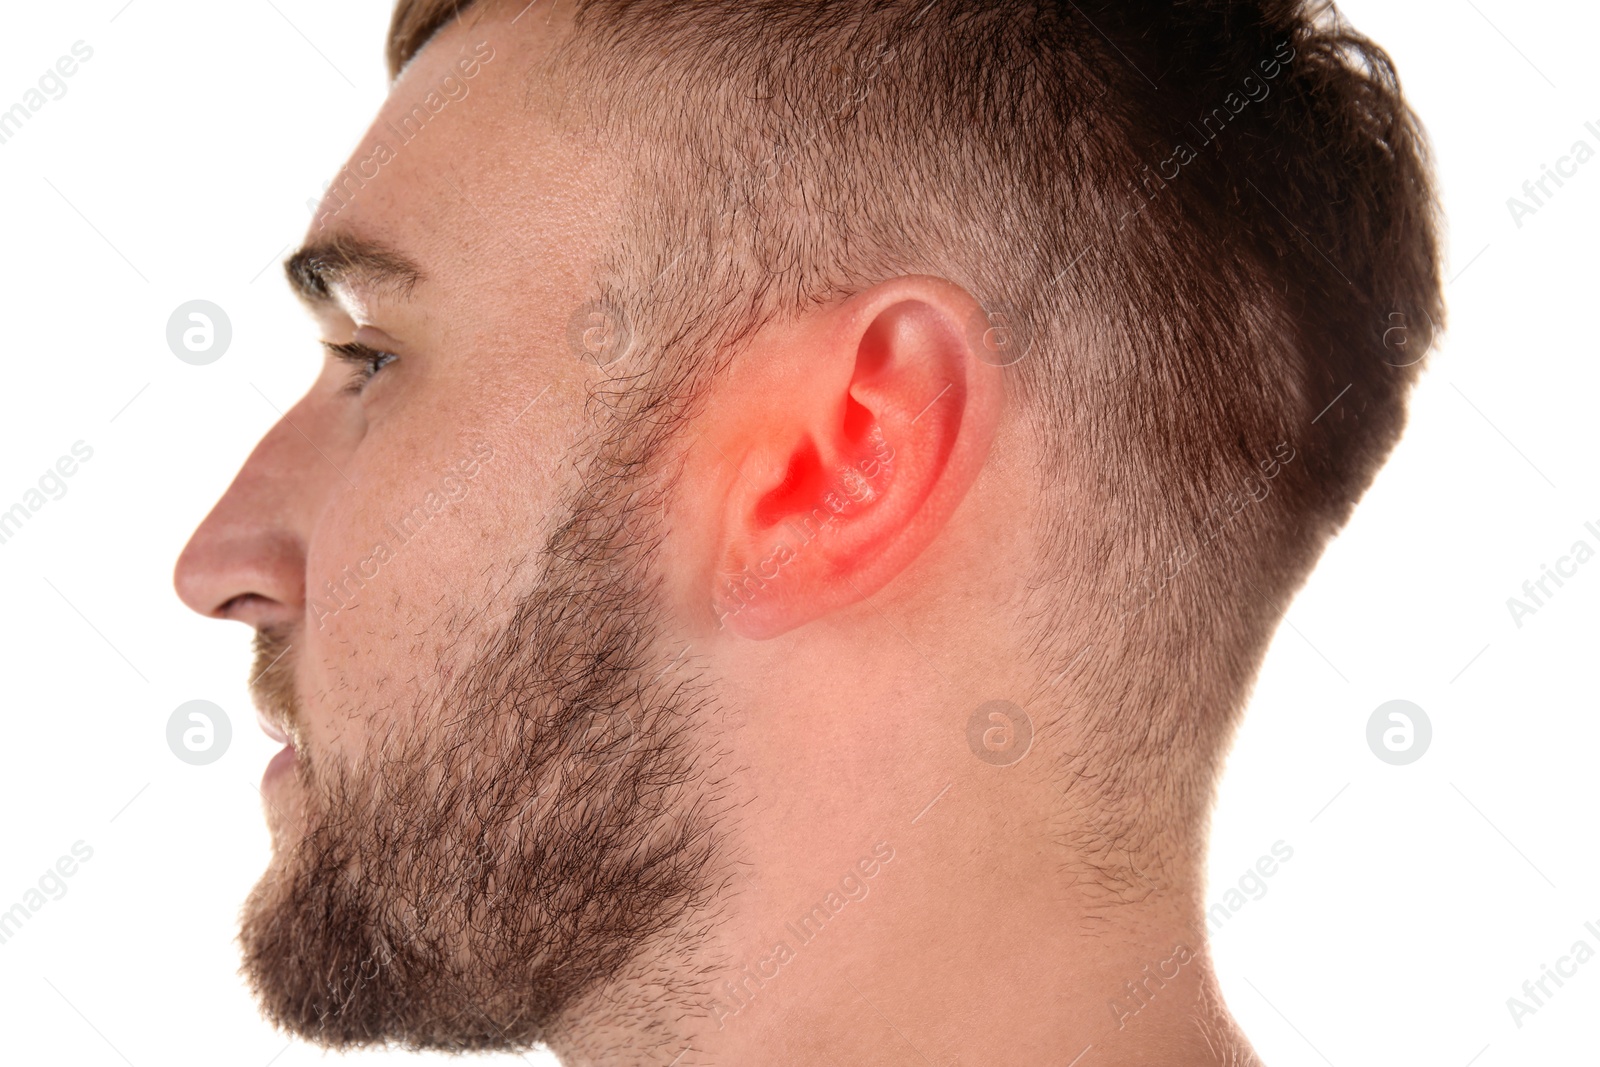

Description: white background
[0,1,1594,1063]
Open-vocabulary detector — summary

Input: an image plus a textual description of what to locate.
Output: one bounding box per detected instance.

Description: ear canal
[754,438,827,529]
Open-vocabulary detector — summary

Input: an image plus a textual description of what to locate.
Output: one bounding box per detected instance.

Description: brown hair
[389,0,1442,859]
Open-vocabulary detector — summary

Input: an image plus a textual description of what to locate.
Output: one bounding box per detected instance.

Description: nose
[174,395,336,629]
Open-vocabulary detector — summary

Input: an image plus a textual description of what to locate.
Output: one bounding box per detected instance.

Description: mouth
[257,709,291,744]
[263,742,297,786]
[257,710,296,786]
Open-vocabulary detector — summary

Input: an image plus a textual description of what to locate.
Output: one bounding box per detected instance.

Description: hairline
[388,0,491,81]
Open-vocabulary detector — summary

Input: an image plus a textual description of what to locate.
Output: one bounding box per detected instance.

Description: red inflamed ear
[699,276,1004,639]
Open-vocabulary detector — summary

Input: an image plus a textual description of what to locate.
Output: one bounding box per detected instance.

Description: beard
[237,452,728,1054]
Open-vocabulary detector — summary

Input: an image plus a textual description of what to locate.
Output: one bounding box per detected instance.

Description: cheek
[297,405,581,752]
[298,491,430,759]
[295,457,459,752]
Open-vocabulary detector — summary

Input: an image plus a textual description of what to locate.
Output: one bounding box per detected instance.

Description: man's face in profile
[174,0,1442,1062]
[178,7,725,1051]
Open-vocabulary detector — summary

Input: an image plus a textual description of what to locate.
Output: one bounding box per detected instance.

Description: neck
[702,845,1254,1066]
[551,780,1260,1066]
[547,630,1257,1065]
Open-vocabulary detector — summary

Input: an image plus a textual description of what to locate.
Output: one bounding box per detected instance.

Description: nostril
[217,593,255,618]
[214,592,288,627]
[174,520,307,625]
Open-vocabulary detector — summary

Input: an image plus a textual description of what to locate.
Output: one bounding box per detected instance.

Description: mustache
[250,625,300,740]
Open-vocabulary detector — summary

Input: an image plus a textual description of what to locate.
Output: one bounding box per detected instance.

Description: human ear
[702,275,1004,639]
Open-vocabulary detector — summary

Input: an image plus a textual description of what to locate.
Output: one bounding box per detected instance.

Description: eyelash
[324,341,398,395]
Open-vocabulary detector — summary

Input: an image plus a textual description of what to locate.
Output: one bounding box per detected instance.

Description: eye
[323,341,398,395]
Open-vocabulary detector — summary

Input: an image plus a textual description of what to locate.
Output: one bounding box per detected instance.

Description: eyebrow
[284,234,426,309]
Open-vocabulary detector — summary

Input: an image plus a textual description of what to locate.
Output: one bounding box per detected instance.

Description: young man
[175,1,1441,1062]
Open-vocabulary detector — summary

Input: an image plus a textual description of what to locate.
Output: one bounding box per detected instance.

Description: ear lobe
[709,277,1004,639]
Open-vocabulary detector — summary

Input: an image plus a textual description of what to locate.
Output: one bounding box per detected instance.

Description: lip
[262,743,296,787]
[257,709,290,744]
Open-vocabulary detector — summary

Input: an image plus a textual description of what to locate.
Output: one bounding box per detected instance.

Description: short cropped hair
[388,0,1441,853]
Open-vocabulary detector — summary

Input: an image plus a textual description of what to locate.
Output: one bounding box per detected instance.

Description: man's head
[175,0,1439,1059]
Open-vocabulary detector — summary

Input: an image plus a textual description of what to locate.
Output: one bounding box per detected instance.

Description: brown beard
[237,463,728,1053]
